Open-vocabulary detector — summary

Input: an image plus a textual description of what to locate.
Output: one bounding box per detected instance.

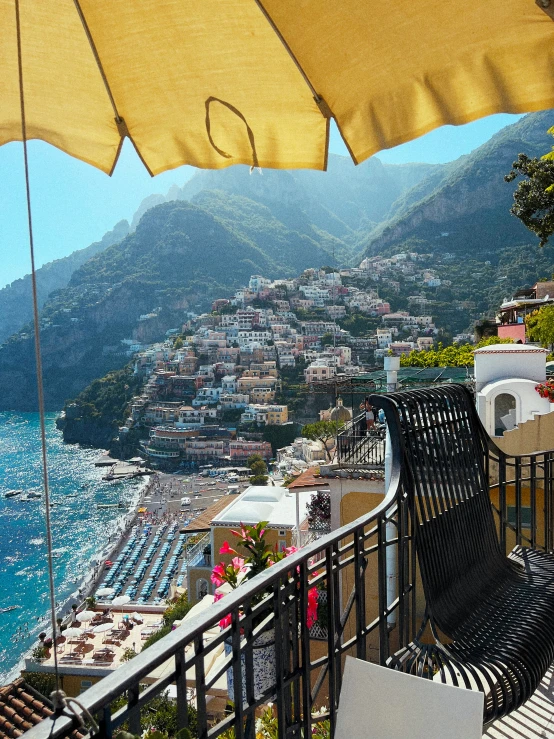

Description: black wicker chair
[373,384,554,726]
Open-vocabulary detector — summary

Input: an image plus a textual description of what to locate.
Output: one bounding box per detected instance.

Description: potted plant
[535,379,554,402]
[211,522,318,704]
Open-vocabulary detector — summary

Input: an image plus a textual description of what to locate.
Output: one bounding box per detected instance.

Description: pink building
[229,440,272,461]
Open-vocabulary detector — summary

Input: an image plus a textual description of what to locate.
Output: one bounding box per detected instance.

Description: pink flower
[213,590,224,602]
[219,541,236,555]
[211,563,226,586]
[285,546,298,556]
[232,556,247,572]
[219,613,232,629]
[306,587,319,629]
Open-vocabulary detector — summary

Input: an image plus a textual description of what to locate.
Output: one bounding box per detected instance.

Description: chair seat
[389,545,554,724]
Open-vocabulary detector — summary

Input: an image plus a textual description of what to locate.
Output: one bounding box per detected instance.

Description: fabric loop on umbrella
[205,96,259,169]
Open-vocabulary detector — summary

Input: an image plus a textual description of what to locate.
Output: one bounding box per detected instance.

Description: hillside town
[114,256,455,470]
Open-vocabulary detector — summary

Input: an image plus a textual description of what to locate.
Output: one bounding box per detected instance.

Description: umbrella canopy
[3,1,554,176]
[112,595,131,607]
[92,623,113,634]
[74,610,95,623]
[64,627,83,638]
[95,587,114,597]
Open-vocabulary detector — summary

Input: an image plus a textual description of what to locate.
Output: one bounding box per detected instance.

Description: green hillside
[0,199,333,411]
[0,220,129,345]
[365,110,554,259]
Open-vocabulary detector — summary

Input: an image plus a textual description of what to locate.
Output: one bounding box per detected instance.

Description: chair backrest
[379,384,509,636]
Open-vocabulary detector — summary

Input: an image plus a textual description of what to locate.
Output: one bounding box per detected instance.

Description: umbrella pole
[14,0,61,694]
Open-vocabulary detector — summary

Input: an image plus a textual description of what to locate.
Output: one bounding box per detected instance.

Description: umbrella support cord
[51,690,99,735]
[14,0,62,697]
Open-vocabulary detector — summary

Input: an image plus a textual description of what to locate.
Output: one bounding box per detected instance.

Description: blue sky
[0,113,523,288]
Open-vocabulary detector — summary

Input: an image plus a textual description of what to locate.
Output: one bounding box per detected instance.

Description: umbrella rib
[252,0,329,117]
[71,0,120,121]
[252,0,357,166]
[71,0,154,176]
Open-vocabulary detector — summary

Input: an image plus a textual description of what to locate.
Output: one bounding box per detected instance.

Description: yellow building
[249,386,276,403]
[266,405,288,425]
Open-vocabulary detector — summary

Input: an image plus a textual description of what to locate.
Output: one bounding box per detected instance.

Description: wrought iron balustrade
[25,419,414,739]
[336,412,386,466]
[487,443,554,555]
[24,394,554,739]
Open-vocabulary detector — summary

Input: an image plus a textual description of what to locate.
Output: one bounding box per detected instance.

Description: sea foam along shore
[5,473,153,684]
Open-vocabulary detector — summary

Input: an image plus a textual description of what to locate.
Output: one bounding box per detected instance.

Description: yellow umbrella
[4,0,554,177]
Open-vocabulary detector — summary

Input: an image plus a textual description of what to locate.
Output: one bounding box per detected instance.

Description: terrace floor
[483,666,554,738]
[28,610,165,673]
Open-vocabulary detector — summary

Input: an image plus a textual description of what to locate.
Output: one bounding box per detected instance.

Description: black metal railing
[23,410,554,739]
[487,442,554,556]
[25,422,415,739]
[336,413,386,466]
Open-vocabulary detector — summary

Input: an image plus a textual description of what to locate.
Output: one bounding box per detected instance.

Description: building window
[80,680,93,694]
[494,393,517,436]
[278,530,286,536]
[197,578,209,601]
[278,540,287,552]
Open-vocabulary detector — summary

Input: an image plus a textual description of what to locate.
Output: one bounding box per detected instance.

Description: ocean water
[0,411,144,684]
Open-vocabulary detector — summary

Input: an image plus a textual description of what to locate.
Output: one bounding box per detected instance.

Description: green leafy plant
[120,647,137,662]
[505,127,554,247]
[212,522,318,629]
[301,420,344,462]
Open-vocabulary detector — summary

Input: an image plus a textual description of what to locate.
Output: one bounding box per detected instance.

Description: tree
[399,337,512,368]
[250,460,268,477]
[301,420,344,461]
[526,305,554,351]
[321,332,334,346]
[249,474,269,486]
[247,453,264,467]
[263,423,298,454]
[505,127,554,246]
[173,336,184,349]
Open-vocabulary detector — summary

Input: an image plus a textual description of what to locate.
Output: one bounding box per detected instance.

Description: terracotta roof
[0,679,83,739]
[287,469,329,490]
[181,496,233,532]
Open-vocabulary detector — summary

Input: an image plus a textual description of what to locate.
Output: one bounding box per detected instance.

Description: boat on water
[4,489,24,498]
[0,605,19,613]
[97,502,125,509]
[19,491,42,501]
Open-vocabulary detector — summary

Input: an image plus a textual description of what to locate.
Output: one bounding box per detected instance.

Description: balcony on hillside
[23,390,554,739]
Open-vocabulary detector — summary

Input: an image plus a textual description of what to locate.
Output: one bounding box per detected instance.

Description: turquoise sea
[0,412,144,684]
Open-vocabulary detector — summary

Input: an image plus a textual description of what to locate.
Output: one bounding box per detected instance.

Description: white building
[249,275,271,292]
[474,345,552,437]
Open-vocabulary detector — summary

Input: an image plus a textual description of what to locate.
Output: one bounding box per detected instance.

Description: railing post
[546,452,553,553]
[515,457,522,547]
[530,456,537,550]
[353,528,366,661]
[127,684,141,737]
[175,646,188,731]
[194,633,208,739]
[97,705,112,739]
[377,516,389,665]
[498,456,507,554]
[272,580,287,739]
